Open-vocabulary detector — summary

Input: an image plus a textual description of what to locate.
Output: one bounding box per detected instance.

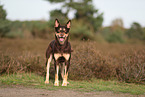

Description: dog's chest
[54,53,70,61]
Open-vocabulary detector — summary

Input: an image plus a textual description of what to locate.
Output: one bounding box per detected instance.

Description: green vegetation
[1,1,145,43]
[0,4,7,20]
[126,22,145,40]
[47,0,103,32]
[0,4,11,37]
[0,73,145,95]
[1,19,145,43]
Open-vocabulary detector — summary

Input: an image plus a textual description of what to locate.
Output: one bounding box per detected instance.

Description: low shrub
[116,49,145,83]
[31,22,49,39]
[106,30,125,43]
[0,39,145,84]
[5,31,23,38]
[100,27,125,43]
[70,42,116,80]
[0,52,45,76]
[0,20,11,37]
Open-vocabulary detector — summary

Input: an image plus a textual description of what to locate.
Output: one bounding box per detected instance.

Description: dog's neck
[54,36,69,55]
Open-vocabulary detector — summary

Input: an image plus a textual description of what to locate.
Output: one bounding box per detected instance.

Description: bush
[0,20,11,37]
[0,52,44,76]
[69,41,116,80]
[0,39,145,84]
[126,22,145,40]
[106,30,125,43]
[100,27,125,43]
[31,21,49,39]
[5,31,23,38]
[116,49,145,83]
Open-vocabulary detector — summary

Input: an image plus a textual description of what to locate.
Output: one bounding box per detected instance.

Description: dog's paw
[45,80,49,84]
[62,82,67,86]
[67,81,69,84]
[54,81,59,86]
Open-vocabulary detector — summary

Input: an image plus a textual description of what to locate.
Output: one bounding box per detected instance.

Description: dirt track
[0,86,144,97]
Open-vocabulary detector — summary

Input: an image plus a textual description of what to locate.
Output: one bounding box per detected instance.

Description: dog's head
[54,19,71,45]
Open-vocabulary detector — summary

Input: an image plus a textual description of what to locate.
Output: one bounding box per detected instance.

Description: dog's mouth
[59,37,65,42]
[55,33,68,45]
[57,36,66,44]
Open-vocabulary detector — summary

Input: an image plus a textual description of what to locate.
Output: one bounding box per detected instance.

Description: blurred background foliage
[0,4,11,37]
[0,0,145,43]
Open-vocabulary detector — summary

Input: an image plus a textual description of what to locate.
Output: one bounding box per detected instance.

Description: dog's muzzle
[59,36,65,42]
[56,34,66,45]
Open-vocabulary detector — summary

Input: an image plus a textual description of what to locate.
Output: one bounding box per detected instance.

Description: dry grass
[0,38,145,84]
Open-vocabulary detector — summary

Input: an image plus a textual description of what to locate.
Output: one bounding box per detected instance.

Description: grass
[0,73,145,95]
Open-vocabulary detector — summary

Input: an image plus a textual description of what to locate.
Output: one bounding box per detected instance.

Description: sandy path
[0,86,143,97]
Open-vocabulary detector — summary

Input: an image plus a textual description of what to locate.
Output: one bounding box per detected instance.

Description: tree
[48,9,68,28]
[47,0,103,33]
[100,18,125,43]
[111,18,124,32]
[0,4,10,37]
[126,22,144,40]
[0,4,6,20]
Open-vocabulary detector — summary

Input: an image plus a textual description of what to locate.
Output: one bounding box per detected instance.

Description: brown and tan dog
[45,19,72,86]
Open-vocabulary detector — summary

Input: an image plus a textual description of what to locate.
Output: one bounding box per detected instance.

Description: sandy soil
[0,86,144,97]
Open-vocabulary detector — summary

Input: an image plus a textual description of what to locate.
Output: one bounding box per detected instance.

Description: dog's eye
[63,28,66,31]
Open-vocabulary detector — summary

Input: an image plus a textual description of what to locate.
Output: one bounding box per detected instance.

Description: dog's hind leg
[62,61,70,86]
[61,63,70,85]
[45,54,52,84]
[61,63,64,79]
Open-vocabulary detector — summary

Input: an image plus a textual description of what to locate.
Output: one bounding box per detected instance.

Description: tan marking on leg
[62,66,68,86]
[54,53,62,60]
[54,65,59,86]
[45,55,52,84]
[62,75,67,86]
[63,54,70,61]
[67,72,69,84]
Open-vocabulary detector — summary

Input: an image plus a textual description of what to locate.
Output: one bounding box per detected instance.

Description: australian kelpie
[45,19,72,86]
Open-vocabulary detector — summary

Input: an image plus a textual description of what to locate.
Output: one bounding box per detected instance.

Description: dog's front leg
[54,61,59,86]
[45,55,52,84]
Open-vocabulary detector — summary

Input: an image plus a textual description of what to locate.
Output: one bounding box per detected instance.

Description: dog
[45,19,72,86]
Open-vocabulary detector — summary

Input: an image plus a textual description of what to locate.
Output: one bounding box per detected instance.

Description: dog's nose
[60,33,64,37]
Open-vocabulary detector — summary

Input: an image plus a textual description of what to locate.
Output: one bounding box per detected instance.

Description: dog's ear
[66,20,71,28]
[55,19,60,27]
